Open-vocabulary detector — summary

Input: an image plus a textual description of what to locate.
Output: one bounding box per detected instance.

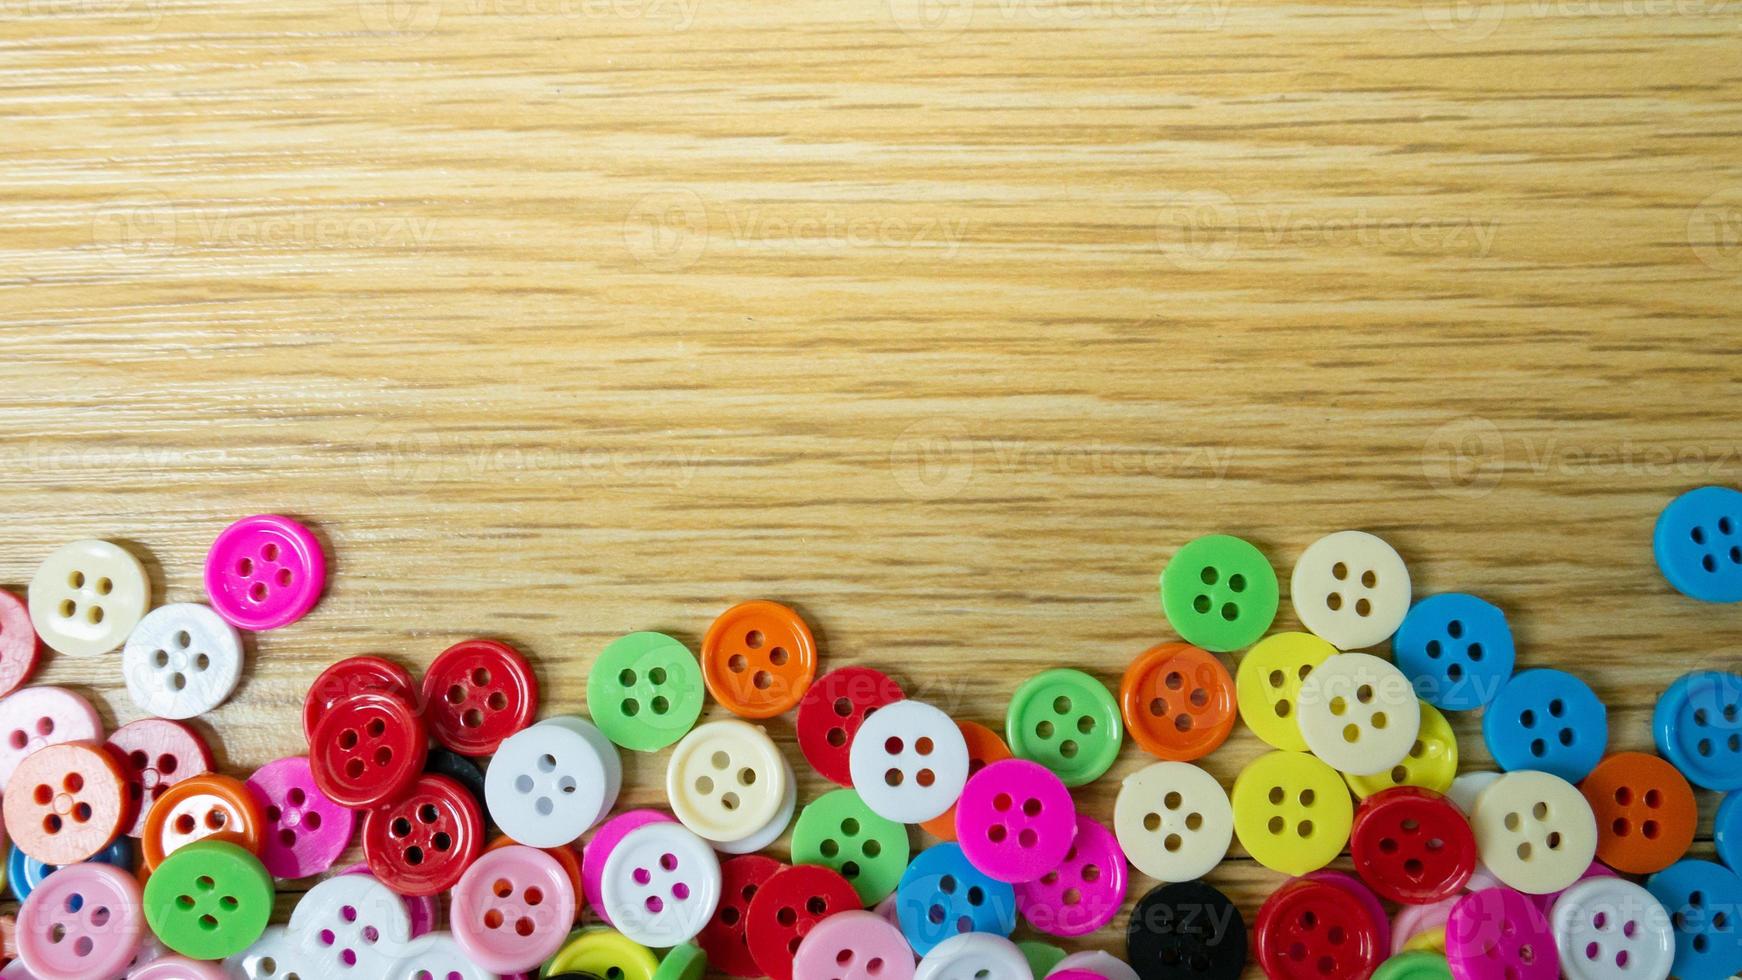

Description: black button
[1127,880,1248,980]
[424,747,492,830]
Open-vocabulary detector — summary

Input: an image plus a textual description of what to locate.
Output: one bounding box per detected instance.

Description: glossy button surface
[362,773,484,896]
[421,638,538,756]
[1350,788,1474,905]
[1231,750,1353,876]
[1483,668,1608,783]
[287,872,413,978]
[4,741,128,866]
[1235,632,1336,752]
[28,539,150,658]
[15,862,143,979]
[600,822,721,948]
[1549,877,1674,980]
[1646,859,1742,980]
[1652,671,1742,791]
[1346,702,1458,800]
[790,788,910,906]
[245,756,353,879]
[913,932,1031,980]
[744,863,859,980]
[1290,530,1412,650]
[106,718,213,838]
[0,591,41,700]
[204,514,325,630]
[309,691,427,809]
[589,632,706,753]
[849,700,971,824]
[1014,814,1126,938]
[302,655,418,743]
[793,909,915,980]
[1392,593,1514,712]
[1254,875,1383,979]
[701,600,818,719]
[1580,751,1696,875]
[795,666,905,787]
[1114,761,1232,883]
[1120,643,1236,762]
[0,686,102,788]
[141,772,265,870]
[451,844,576,973]
[666,720,786,843]
[1125,880,1247,980]
[1006,669,1123,787]
[493,716,620,847]
[895,843,1016,956]
[121,603,243,720]
[696,853,783,978]
[1158,533,1279,652]
[955,759,1076,884]
[142,840,272,960]
[1296,652,1421,777]
[921,721,1010,842]
[1445,887,1557,980]
[1471,770,1599,895]
[1654,486,1742,602]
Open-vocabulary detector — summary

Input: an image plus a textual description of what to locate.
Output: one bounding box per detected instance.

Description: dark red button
[697,854,784,978]
[104,719,214,838]
[795,666,904,787]
[1255,876,1383,980]
[362,773,484,897]
[419,639,538,756]
[303,656,418,743]
[744,863,859,980]
[310,691,427,808]
[0,590,41,701]
[1350,787,1475,905]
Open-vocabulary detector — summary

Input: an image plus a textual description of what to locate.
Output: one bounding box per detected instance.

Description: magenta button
[204,515,326,630]
[452,845,576,973]
[793,910,916,980]
[582,808,675,923]
[955,758,1078,883]
[16,863,144,980]
[1446,887,1557,980]
[1016,815,1127,937]
[246,756,355,879]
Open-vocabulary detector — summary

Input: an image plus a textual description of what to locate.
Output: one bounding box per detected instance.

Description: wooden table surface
[4,0,1742,972]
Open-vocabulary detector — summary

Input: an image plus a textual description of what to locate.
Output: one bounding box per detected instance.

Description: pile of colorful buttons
[0,487,1740,980]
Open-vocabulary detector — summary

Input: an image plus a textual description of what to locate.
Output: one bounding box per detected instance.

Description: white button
[1550,877,1675,980]
[225,926,311,980]
[28,540,149,658]
[1050,951,1139,980]
[914,932,1033,980]
[288,874,413,977]
[665,720,786,843]
[1290,531,1411,650]
[1295,653,1420,775]
[1471,770,1598,894]
[713,755,797,855]
[121,604,242,720]
[389,932,498,980]
[1447,770,1500,815]
[1114,761,1232,883]
[537,715,623,826]
[848,700,970,824]
[600,822,723,948]
[486,717,619,848]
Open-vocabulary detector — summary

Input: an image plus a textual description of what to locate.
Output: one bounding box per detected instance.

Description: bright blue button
[1481,668,1606,783]
[9,837,133,902]
[1653,671,1742,791]
[894,842,1016,956]
[1716,792,1742,873]
[1646,860,1742,980]
[1393,593,1515,711]
[1655,487,1742,602]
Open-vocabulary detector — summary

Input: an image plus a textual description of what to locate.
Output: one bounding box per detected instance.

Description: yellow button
[1231,749,1352,875]
[1403,926,1447,953]
[1346,701,1459,799]
[543,927,659,980]
[1235,632,1335,751]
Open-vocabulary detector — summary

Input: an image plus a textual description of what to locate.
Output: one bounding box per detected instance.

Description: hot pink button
[106,719,214,838]
[452,845,576,973]
[1016,815,1128,937]
[582,808,675,924]
[341,864,438,937]
[955,758,1077,883]
[1446,887,1556,980]
[204,514,326,630]
[0,686,101,787]
[246,756,355,879]
[16,863,144,980]
[1307,869,1391,955]
[130,955,228,980]
[792,910,916,980]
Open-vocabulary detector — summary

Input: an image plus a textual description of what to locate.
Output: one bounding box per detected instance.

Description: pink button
[955,758,1077,883]
[105,719,214,838]
[245,757,356,879]
[16,863,144,980]
[582,808,675,924]
[129,955,228,980]
[340,864,438,937]
[1049,972,1108,980]
[1306,870,1391,955]
[1016,815,1128,937]
[0,686,101,788]
[1391,895,1458,955]
[792,910,916,980]
[452,845,576,973]
[0,590,41,700]
[204,515,326,630]
[1446,887,1556,980]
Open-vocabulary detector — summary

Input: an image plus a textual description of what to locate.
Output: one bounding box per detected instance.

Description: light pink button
[1016,815,1128,937]
[1049,972,1108,980]
[0,686,101,788]
[105,719,214,838]
[582,808,675,923]
[793,909,916,980]
[452,845,577,973]
[1391,895,1458,955]
[340,864,438,937]
[16,863,144,980]
[246,756,355,879]
[204,515,326,630]
[0,590,41,700]
[129,955,227,980]
[955,758,1078,883]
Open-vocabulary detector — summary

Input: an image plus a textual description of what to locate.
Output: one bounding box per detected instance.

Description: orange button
[1120,643,1237,761]
[701,601,818,719]
[141,773,264,870]
[919,720,1012,841]
[1579,751,1696,874]
[2,742,129,866]
[486,834,585,921]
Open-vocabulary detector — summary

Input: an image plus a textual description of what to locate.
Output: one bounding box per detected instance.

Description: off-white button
[28,540,149,658]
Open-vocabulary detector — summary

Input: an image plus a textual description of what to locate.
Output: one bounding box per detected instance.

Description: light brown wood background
[3,0,1742,972]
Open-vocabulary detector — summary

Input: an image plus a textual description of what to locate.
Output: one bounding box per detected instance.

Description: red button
[104,719,214,838]
[1255,876,1384,979]
[419,639,538,757]
[795,666,904,787]
[362,774,484,897]
[310,691,427,808]
[744,863,859,980]
[697,854,784,978]
[1350,787,1475,905]
[0,590,41,700]
[303,656,418,743]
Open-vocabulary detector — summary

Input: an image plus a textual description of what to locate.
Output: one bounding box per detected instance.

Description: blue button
[9,837,133,902]
[1653,671,1742,791]
[1655,487,1742,602]
[1716,792,1742,873]
[1481,668,1606,783]
[1393,593,1515,711]
[1646,860,1742,980]
[894,842,1016,955]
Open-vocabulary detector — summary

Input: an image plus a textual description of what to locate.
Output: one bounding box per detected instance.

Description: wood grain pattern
[3,0,1742,971]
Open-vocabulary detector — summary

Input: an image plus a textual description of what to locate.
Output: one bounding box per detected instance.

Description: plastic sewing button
[361,773,483,896]
[955,759,1076,884]
[1235,631,1336,752]
[246,757,351,880]
[449,843,576,972]
[1290,530,1411,650]
[600,822,721,948]
[1114,761,1232,883]
[793,909,915,980]
[1655,486,1742,602]
[3,741,128,866]
[1350,787,1475,905]
[204,514,325,630]
[340,864,438,937]
[1392,593,1514,711]
[425,747,490,827]
[106,718,213,838]
[1346,701,1457,799]
[494,716,622,847]
[589,631,706,753]
[1120,643,1236,762]
[1296,652,1422,776]
[1526,859,1615,916]
[1483,668,1607,783]
[15,862,143,979]
[120,603,243,720]
[849,700,971,823]
[0,686,102,788]
[546,929,659,980]
[585,810,675,921]
[1125,880,1246,980]
[1579,751,1696,874]
[1446,887,1556,980]
[1015,814,1126,937]
[142,839,272,960]
[920,721,1010,842]
[744,863,859,980]
[652,942,708,980]
[1309,869,1392,959]
[309,690,427,809]
[1717,791,1742,871]
[1019,939,1066,976]
[796,666,905,787]
[1646,859,1742,980]
[896,843,1017,956]
[1158,533,1280,652]
[288,872,414,977]
[1052,953,1140,980]
[132,955,228,980]
[421,638,538,756]
[665,719,786,843]
[226,925,311,980]
[1471,770,1598,894]
[697,854,783,977]
[391,932,496,980]
[714,753,797,856]
[27,539,150,658]
[303,655,419,743]
[1653,670,1742,790]
[701,600,818,719]
[1549,877,1674,980]
[1231,750,1353,876]
[1254,876,1383,980]
[790,788,910,905]
[141,772,265,870]
[0,591,40,700]
[7,836,130,903]
[1006,669,1123,787]
[1391,898,1457,957]
[483,835,583,926]
[913,932,1030,980]
[1446,770,1499,816]
[1372,952,1450,980]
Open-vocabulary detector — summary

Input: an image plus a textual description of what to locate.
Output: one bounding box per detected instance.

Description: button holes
[1408,740,1426,759]
[825,727,847,747]
[647,666,667,684]
[31,784,50,805]
[1692,526,1709,544]
[915,737,935,756]
[1724,517,1736,535]
[1447,664,1464,682]
[96,577,112,596]
[42,814,61,834]
[1520,709,1537,728]
[806,897,829,916]
[1274,698,1292,719]
[1425,640,1442,660]
[752,671,773,690]
[619,669,637,687]
[1143,812,1162,832]
[1229,573,1247,593]
[194,653,210,672]
[58,599,75,619]
[1052,696,1073,715]
[1332,562,1348,581]
[1361,570,1377,588]
[671,882,690,901]
[345,759,365,779]
[737,766,757,786]
[1532,801,1549,820]
[68,570,86,589]
[1372,712,1388,730]
[1546,831,1563,850]
[1330,697,1347,717]
[1193,594,1211,614]
[917,769,937,787]
[1267,815,1285,834]
[695,776,714,795]
[1517,842,1533,861]
[391,816,413,838]
[862,838,882,857]
[1559,728,1575,746]
[1268,669,1286,689]
[621,699,640,717]
[1035,720,1054,740]
[987,825,1007,844]
[169,672,186,691]
[1612,817,1632,837]
[1297,820,1313,838]
[461,709,484,728]
[1219,602,1239,621]
[884,769,903,787]
[1642,820,1662,840]
[769,647,789,666]
[727,654,748,673]
[249,583,268,603]
[1326,592,1343,611]
[745,630,764,649]
[87,606,104,625]
[1706,554,1721,573]
[1467,643,1484,662]
[537,752,558,773]
[1548,699,1566,718]
[1298,663,1314,681]
[1149,697,1168,718]
[72,802,91,823]
[1354,598,1371,617]
[260,542,280,562]
[1700,738,1716,756]
[1059,741,1079,760]
[966,885,986,906]
[1268,786,1285,805]
[1530,738,1547,757]
[1200,567,1219,586]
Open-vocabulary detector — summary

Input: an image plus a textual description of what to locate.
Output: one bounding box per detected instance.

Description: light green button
[142,840,273,961]
[1006,668,1123,787]
[790,788,911,905]
[1018,939,1068,976]
[1160,533,1279,652]
[652,942,707,980]
[587,632,705,752]
[1373,952,1452,980]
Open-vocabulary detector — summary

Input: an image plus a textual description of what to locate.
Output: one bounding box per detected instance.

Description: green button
[587,632,706,752]
[1018,939,1067,976]
[1373,952,1452,980]
[1160,533,1279,652]
[789,788,911,905]
[142,839,273,961]
[652,942,707,980]
[1006,669,1123,787]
